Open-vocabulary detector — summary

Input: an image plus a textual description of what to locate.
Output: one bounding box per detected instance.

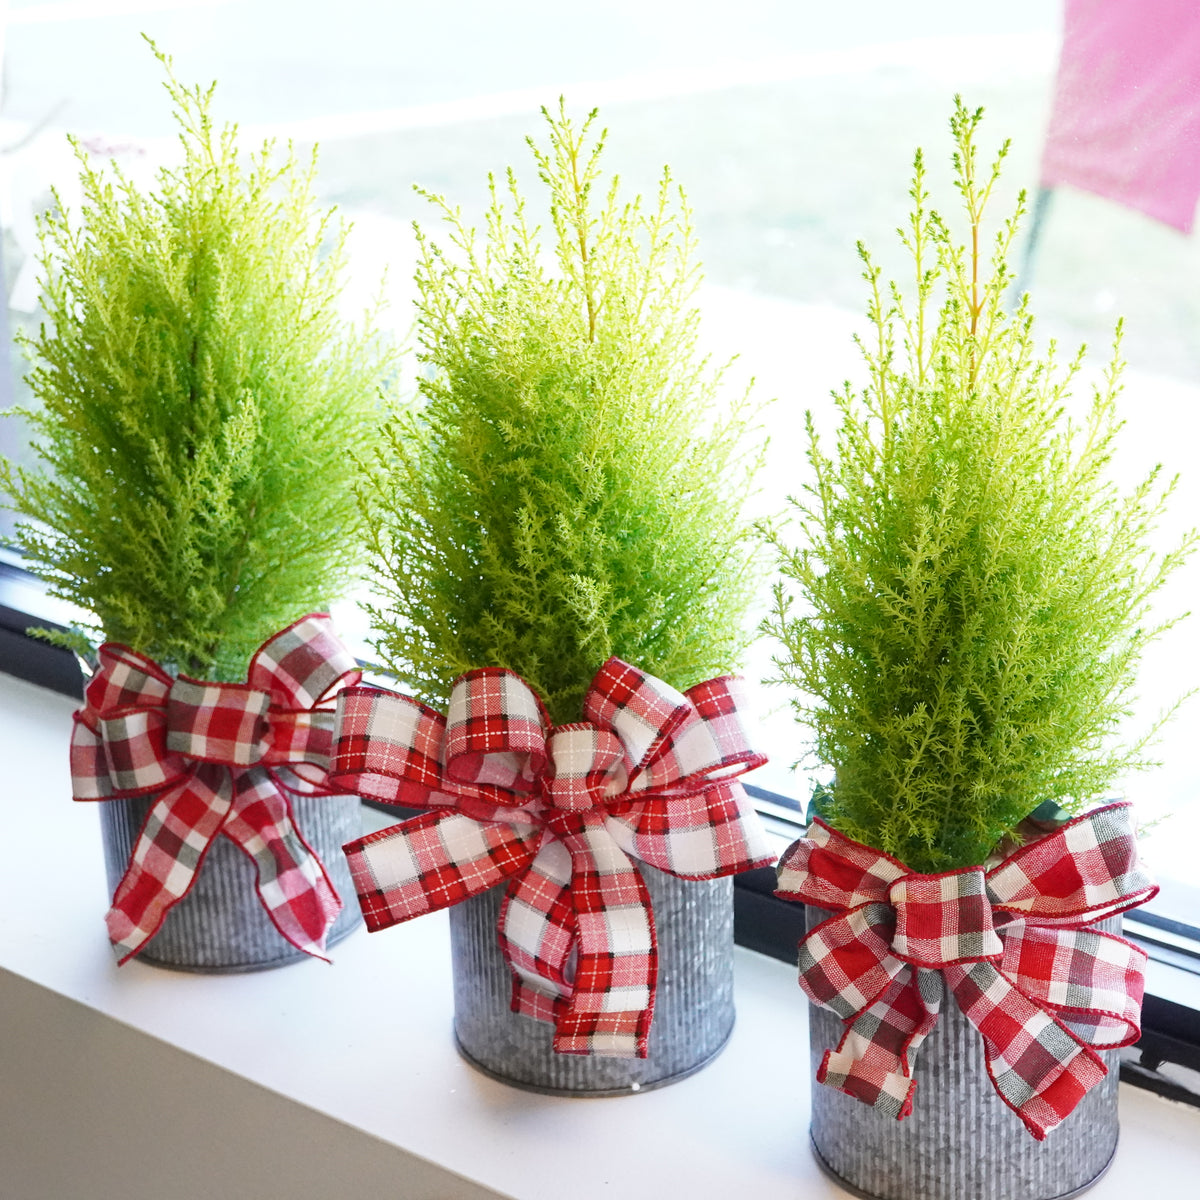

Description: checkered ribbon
[776,803,1157,1139]
[333,658,772,1057]
[71,614,361,964]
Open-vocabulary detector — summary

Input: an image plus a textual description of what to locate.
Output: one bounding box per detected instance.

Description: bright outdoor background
[0,0,1196,917]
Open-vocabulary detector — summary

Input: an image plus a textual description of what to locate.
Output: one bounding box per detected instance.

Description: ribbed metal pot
[99,791,363,972]
[450,865,735,1095]
[806,907,1121,1200]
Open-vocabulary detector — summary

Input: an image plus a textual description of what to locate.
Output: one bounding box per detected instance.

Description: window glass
[2,1,1195,917]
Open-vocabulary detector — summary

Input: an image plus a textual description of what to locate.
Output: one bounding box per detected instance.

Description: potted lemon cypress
[330,103,772,1093]
[0,46,389,971]
[768,100,1191,1199]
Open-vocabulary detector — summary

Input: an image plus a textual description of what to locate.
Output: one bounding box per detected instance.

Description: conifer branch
[365,106,764,724]
[0,44,392,679]
[766,97,1196,871]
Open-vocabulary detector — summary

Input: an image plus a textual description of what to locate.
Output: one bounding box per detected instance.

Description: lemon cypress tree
[767,100,1194,872]
[1,46,387,680]
[363,104,762,724]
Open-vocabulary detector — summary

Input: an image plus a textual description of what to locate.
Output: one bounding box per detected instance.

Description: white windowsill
[2,671,1198,1200]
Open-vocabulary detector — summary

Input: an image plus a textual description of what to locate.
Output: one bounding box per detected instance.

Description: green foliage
[766,99,1195,872]
[364,103,763,724]
[0,42,389,680]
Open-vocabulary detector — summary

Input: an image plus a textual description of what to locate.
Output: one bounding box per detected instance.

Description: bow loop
[776,819,906,910]
[648,674,768,788]
[445,668,548,792]
[888,869,1003,967]
[333,686,453,807]
[582,659,694,775]
[997,921,1147,1047]
[70,719,115,800]
[247,613,362,709]
[588,666,768,796]
[782,803,1157,1139]
[85,643,172,714]
[986,803,1157,923]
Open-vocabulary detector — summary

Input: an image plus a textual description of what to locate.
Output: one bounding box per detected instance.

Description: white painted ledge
[2,671,1198,1200]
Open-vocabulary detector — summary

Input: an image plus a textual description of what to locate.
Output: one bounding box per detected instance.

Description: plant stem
[567,132,598,343]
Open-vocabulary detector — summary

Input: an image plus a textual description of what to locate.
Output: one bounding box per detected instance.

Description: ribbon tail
[499,836,578,1024]
[818,964,941,1120]
[106,763,233,964]
[945,961,1108,1140]
[547,816,657,1058]
[221,768,343,962]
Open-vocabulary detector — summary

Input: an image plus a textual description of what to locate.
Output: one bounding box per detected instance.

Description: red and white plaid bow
[71,614,361,964]
[776,803,1157,1138]
[333,658,772,1057]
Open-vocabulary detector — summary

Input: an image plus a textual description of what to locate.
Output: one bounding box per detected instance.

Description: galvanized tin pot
[99,791,362,972]
[805,907,1121,1200]
[450,865,735,1095]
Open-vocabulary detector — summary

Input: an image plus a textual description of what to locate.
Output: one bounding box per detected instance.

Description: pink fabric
[1041,0,1200,232]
